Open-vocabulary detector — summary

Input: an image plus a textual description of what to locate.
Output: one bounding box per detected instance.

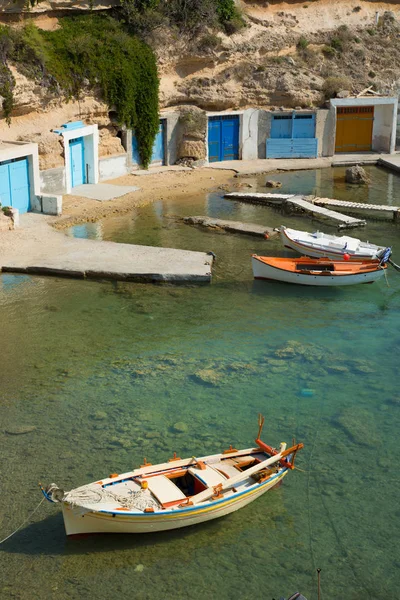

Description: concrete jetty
[225,192,294,205]
[183,216,278,238]
[0,214,214,283]
[224,192,366,228]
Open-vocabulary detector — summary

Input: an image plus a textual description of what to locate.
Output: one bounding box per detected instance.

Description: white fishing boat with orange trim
[280,226,385,261]
[252,253,390,286]
[41,416,303,536]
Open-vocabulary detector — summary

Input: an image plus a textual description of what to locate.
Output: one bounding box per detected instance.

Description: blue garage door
[267,114,317,158]
[208,115,239,162]
[70,137,86,187]
[132,120,165,166]
[0,157,30,214]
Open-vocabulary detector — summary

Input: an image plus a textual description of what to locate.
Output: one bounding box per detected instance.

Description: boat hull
[62,470,287,535]
[280,227,382,261]
[252,256,385,286]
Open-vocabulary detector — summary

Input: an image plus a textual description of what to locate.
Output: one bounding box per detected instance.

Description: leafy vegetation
[322,75,351,99]
[0,16,159,167]
[120,0,244,37]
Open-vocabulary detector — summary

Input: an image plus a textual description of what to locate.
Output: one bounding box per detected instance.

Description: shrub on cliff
[1,16,159,168]
[120,0,243,37]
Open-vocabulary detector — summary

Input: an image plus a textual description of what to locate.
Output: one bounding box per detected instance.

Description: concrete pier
[183,216,278,238]
[0,214,214,283]
[224,192,366,228]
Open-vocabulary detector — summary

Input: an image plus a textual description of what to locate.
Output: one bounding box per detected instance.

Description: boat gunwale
[281,227,382,259]
[65,467,288,519]
[252,254,385,276]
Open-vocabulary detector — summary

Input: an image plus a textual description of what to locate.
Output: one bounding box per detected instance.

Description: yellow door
[335,106,374,153]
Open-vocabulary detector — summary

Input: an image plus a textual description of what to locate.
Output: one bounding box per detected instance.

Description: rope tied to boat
[65,485,159,512]
[0,496,46,545]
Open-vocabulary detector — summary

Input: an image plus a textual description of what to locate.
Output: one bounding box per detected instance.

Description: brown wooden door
[335,106,374,152]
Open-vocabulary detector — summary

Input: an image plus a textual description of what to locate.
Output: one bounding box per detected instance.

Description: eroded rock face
[1,0,119,15]
[177,106,207,161]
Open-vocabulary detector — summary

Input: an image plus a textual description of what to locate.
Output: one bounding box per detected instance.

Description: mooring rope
[388,258,400,272]
[0,496,46,545]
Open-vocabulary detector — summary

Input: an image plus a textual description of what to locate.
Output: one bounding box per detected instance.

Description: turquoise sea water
[1,166,400,600]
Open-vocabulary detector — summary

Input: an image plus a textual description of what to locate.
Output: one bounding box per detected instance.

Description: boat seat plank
[188,465,227,488]
[212,461,242,479]
[145,475,186,505]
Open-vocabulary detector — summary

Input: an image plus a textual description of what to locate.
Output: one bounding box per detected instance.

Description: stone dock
[183,216,279,238]
[225,192,366,229]
[0,214,214,283]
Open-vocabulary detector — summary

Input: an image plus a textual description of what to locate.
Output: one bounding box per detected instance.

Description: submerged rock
[172,422,188,434]
[266,180,282,188]
[92,411,107,421]
[5,426,36,435]
[193,368,223,386]
[335,407,378,447]
[274,340,324,362]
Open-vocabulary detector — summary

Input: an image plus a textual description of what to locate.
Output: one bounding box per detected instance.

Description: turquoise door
[9,158,30,213]
[151,121,165,164]
[0,161,11,206]
[70,137,85,187]
[208,119,220,162]
[0,158,31,214]
[267,114,317,158]
[131,121,165,166]
[208,116,240,162]
[132,135,140,166]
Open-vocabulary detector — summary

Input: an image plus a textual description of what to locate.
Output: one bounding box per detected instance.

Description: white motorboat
[280,226,385,261]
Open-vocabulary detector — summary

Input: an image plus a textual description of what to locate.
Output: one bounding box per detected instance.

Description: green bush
[297,35,309,50]
[330,37,343,52]
[197,33,220,52]
[323,75,351,99]
[322,45,335,58]
[0,16,159,168]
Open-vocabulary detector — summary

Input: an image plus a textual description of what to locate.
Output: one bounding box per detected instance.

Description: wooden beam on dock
[183,216,278,238]
[313,197,400,221]
[285,196,366,229]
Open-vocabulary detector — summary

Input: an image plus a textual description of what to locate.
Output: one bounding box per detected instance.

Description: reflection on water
[1,166,400,600]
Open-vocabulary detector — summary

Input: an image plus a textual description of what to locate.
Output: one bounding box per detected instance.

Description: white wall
[241,109,259,160]
[373,103,397,153]
[61,124,99,193]
[99,154,129,180]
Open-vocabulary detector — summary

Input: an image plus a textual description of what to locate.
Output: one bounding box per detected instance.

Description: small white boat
[280,226,385,261]
[252,254,389,286]
[41,416,303,536]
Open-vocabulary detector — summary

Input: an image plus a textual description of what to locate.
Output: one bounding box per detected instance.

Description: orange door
[335,106,374,152]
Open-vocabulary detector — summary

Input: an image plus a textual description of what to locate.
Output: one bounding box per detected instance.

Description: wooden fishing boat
[252,254,389,286]
[280,226,385,261]
[41,416,303,536]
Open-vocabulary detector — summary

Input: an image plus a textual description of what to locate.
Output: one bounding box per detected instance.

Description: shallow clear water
[1,166,400,600]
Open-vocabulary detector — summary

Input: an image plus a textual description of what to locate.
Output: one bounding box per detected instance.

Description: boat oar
[190,442,303,505]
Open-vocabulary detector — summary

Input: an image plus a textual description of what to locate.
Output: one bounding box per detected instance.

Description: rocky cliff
[1,0,400,166]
